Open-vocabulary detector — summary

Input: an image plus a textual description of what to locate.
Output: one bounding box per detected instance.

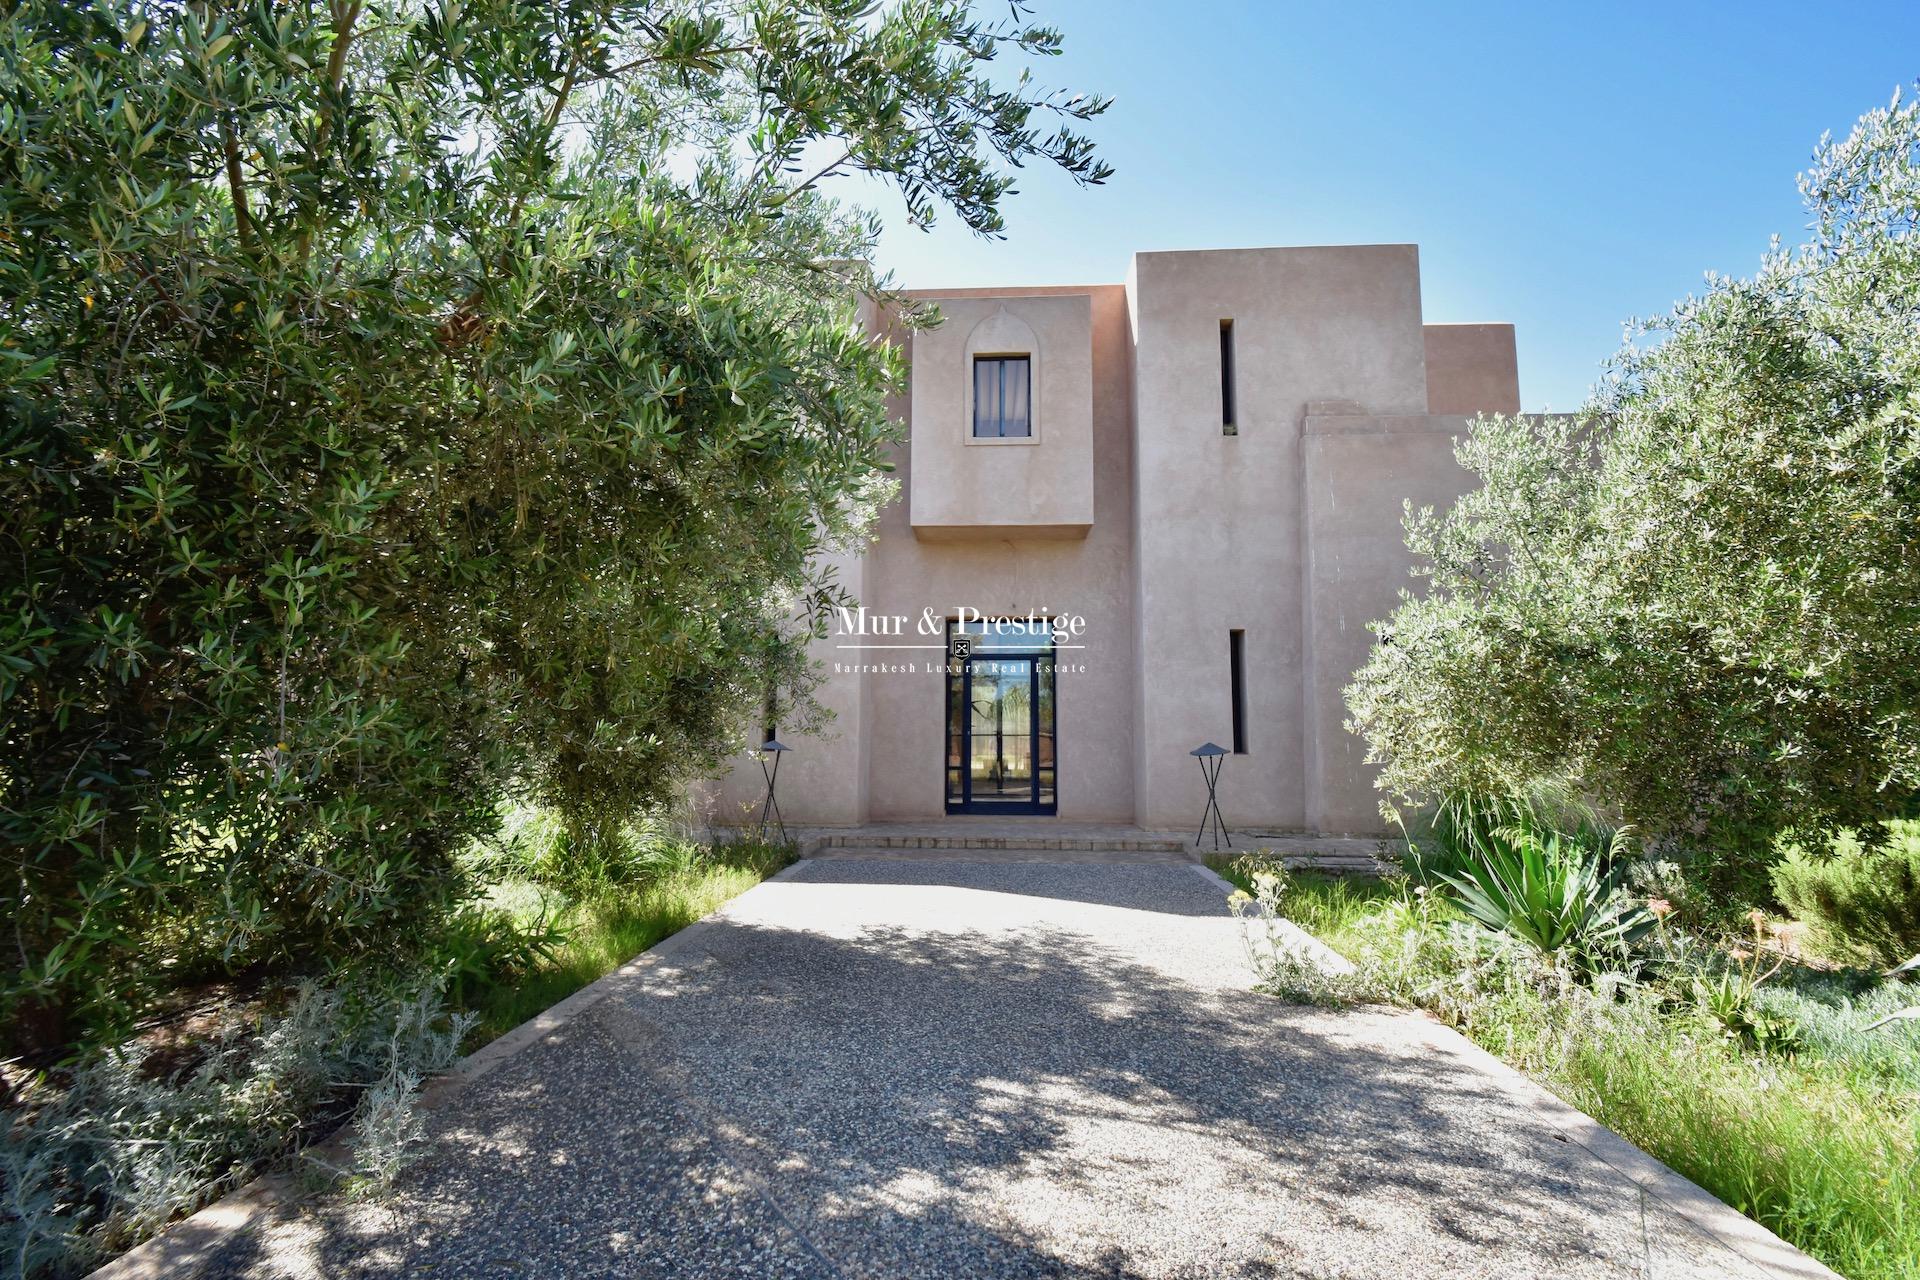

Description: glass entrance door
[968,658,1035,804]
[946,621,1057,814]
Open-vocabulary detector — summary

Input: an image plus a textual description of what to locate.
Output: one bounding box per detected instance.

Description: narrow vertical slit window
[1229,629,1248,754]
[761,689,779,749]
[1219,319,1237,435]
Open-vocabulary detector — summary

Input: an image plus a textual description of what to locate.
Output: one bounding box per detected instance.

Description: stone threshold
[809,831,1187,853]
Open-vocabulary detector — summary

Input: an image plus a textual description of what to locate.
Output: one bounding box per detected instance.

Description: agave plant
[1436,812,1648,970]
[1407,785,1625,883]
[1865,953,1920,1031]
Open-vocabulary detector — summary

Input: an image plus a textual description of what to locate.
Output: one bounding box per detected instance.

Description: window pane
[1219,320,1236,432]
[1229,629,1248,754]
[972,356,1032,438]
[973,357,1000,437]
[1001,357,1030,437]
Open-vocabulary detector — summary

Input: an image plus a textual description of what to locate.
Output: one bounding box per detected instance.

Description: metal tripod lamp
[1190,742,1230,851]
[755,739,790,843]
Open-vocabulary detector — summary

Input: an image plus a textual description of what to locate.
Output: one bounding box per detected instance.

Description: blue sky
[847,1,1920,410]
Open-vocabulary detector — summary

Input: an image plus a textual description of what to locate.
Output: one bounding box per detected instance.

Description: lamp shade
[1190,742,1228,758]
[760,739,790,753]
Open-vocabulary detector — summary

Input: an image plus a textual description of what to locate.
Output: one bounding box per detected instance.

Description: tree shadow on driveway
[191,861,1765,1280]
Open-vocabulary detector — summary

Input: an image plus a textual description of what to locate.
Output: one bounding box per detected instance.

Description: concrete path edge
[1405,1015,1843,1280]
[1184,863,1840,1280]
[85,862,817,1280]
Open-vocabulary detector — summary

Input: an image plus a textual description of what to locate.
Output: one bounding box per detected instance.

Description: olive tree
[0,0,1109,1051]
[1347,92,1920,881]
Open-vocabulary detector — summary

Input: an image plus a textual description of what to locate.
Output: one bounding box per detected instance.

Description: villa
[707,244,1531,838]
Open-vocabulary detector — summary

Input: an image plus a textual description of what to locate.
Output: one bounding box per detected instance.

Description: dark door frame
[946,648,1057,816]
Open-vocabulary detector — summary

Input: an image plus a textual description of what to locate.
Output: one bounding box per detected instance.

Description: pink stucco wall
[701,246,1524,836]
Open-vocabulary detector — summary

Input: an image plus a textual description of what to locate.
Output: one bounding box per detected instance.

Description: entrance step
[808,845,1193,865]
[712,824,1394,875]
[807,832,1188,855]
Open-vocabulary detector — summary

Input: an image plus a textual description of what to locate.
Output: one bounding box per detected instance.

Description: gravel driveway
[161,855,1826,1280]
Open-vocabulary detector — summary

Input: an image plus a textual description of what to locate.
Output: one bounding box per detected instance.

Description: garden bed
[1213,859,1920,1280]
[2,834,794,1279]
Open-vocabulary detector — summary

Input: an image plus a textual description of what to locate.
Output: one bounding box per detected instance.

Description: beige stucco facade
[705,244,1526,837]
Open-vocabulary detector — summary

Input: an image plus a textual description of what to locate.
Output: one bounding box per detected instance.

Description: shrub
[1437,830,1644,973]
[1404,791,1518,886]
[1553,994,1918,1280]
[460,838,798,1047]
[1224,861,1367,1006]
[0,977,470,1277]
[1772,822,1920,968]
[1272,876,1920,1280]
[1347,92,1920,875]
[481,804,738,895]
[428,902,569,1010]
[1674,912,1802,1054]
[1409,794,1647,971]
[1752,976,1920,1098]
[0,0,1108,1056]
[1405,786,1627,884]
[333,988,474,1195]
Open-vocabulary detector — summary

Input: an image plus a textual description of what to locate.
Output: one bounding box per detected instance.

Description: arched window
[963,309,1041,443]
[972,355,1030,437]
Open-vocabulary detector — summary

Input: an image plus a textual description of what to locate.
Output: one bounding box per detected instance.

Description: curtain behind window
[973,357,999,436]
[1001,357,1030,437]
